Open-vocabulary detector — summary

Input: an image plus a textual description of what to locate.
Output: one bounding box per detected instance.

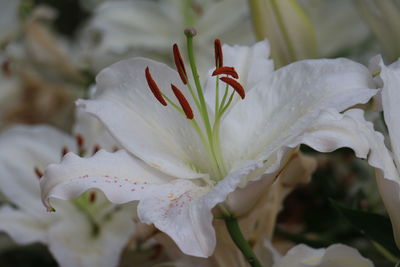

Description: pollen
[61,146,69,157]
[214,39,223,68]
[171,84,194,119]
[212,66,239,79]
[93,144,101,155]
[34,167,43,179]
[173,44,187,84]
[145,67,168,106]
[219,77,245,99]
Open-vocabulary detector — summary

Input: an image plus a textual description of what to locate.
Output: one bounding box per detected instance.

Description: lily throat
[144,29,247,181]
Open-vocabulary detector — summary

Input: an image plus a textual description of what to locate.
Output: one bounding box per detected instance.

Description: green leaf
[331,200,400,258]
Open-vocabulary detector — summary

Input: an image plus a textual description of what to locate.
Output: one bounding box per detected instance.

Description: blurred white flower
[364,56,400,250]
[354,0,400,62]
[77,0,255,72]
[0,0,22,46]
[0,125,135,267]
[40,38,375,258]
[271,243,373,267]
[299,0,374,60]
[248,0,317,67]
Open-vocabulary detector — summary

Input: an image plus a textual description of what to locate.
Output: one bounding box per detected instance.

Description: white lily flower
[40,37,376,258]
[78,0,255,72]
[271,243,373,267]
[0,125,135,267]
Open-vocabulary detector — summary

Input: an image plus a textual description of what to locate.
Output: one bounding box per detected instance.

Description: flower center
[145,29,246,180]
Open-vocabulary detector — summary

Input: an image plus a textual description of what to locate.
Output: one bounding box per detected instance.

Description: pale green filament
[185,32,229,180]
[164,32,241,180]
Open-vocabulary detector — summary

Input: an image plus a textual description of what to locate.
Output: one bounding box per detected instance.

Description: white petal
[40,150,219,257]
[73,107,119,152]
[0,125,75,215]
[47,200,135,267]
[353,113,400,249]
[41,149,173,208]
[288,109,372,158]
[221,58,376,170]
[0,205,47,244]
[378,57,400,169]
[273,243,373,267]
[78,57,208,179]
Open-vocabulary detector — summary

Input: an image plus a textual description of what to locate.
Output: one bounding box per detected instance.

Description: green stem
[224,216,262,267]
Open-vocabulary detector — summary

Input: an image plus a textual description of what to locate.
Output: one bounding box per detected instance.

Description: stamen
[219,77,245,99]
[214,39,223,68]
[76,134,84,149]
[173,44,187,84]
[89,192,96,203]
[34,167,43,179]
[61,146,69,157]
[2,60,11,76]
[212,67,239,79]
[93,145,101,155]
[76,134,86,156]
[145,67,168,106]
[171,84,194,119]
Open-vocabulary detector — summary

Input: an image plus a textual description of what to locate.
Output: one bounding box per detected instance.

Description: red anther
[89,192,96,203]
[76,134,84,149]
[61,146,69,157]
[219,77,245,99]
[145,67,168,106]
[214,39,223,68]
[34,167,43,179]
[171,84,194,119]
[93,145,101,155]
[173,44,187,84]
[212,66,239,79]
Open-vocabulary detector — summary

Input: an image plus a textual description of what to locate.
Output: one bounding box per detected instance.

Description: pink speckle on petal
[131,188,135,192]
